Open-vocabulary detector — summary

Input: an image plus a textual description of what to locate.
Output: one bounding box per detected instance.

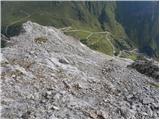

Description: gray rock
[46,91,52,96]
[59,58,69,64]
[51,106,60,110]
[152,102,159,109]
[1,21,158,119]
[143,98,154,105]
[21,111,31,119]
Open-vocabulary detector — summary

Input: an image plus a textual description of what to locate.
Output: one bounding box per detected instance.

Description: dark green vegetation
[120,51,138,61]
[1,40,7,48]
[1,1,159,59]
[116,1,159,58]
[149,82,159,88]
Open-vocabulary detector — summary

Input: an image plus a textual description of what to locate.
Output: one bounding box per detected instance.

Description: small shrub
[1,40,7,48]
[149,82,159,88]
[34,37,48,44]
[80,38,88,45]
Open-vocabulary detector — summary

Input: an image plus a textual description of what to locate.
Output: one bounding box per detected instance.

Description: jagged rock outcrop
[1,21,159,119]
[128,60,159,81]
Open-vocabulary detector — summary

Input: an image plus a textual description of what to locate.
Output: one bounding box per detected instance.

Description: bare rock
[59,58,69,64]
[1,21,158,119]
[142,98,154,105]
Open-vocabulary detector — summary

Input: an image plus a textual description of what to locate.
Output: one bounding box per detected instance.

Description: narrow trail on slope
[59,26,72,31]
[60,26,137,58]
[117,49,138,57]
[105,33,116,57]
[86,33,93,39]
[61,27,116,57]
[64,29,91,33]
[5,10,31,36]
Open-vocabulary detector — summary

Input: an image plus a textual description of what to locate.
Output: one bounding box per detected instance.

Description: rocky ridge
[1,21,159,119]
[129,60,159,80]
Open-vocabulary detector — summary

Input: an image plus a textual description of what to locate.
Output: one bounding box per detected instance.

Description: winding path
[61,27,116,57]
[60,26,137,58]
[105,33,116,57]
[117,48,138,57]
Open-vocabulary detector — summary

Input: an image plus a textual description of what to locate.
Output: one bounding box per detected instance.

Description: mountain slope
[116,1,159,57]
[1,1,159,58]
[1,21,159,119]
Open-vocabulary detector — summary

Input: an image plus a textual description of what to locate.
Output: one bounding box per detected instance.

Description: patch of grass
[149,82,159,88]
[86,34,113,55]
[68,31,113,56]
[65,31,90,40]
[128,53,138,61]
[92,37,113,55]
[120,51,138,61]
[80,38,88,45]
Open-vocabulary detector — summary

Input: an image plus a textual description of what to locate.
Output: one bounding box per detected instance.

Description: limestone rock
[1,21,158,119]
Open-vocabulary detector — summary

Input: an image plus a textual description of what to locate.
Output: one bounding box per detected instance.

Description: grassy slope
[2,1,102,31]
[1,1,158,59]
[1,1,114,56]
[116,1,159,58]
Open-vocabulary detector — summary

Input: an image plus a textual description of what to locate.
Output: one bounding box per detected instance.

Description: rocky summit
[1,21,159,119]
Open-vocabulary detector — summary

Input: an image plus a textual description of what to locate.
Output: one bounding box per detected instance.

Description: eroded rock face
[129,60,159,81]
[1,21,159,119]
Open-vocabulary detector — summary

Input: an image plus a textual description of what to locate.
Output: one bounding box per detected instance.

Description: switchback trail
[61,26,139,58]
[61,27,116,57]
